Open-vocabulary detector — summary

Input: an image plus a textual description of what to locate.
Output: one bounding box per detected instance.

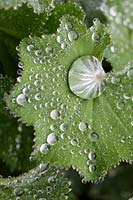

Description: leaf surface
[102,0,133,71]
[0,165,71,199]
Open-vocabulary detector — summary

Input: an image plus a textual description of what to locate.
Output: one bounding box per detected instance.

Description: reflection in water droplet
[68,55,106,99]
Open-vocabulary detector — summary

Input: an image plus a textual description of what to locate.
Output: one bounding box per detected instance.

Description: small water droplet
[78,122,88,131]
[92,32,100,41]
[123,93,130,100]
[70,138,78,146]
[16,94,26,106]
[45,46,53,54]
[88,152,96,160]
[34,93,41,101]
[116,102,125,109]
[47,133,58,145]
[89,164,96,172]
[111,76,120,84]
[40,143,49,154]
[61,42,67,49]
[68,31,78,41]
[60,123,67,131]
[65,22,73,30]
[121,136,126,143]
[90,132,99,142]
[27,44,34,52]
[50,109,60,120]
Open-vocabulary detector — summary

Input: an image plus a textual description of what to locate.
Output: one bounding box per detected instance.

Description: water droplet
[60,123,67,131]
[90,132,99,142]
[111,76,120,84]
[121,136,126,143]
[65,22,73,30]
[61,133,66,139]
[88,152,96,160]
[27,44,34,52]
[22,87,28,95]
[127,68,133,78]
[89,164,96,172]
[68,55,106,99]
[131,121,133,126]
[48,176,55,183]
[14,188,24,196]
[78,122,88,131]
[57,35,63,43]
[92,32,100,41]
[50,109,60,120]
[123,93,130,100]
[117,102,125,109]
[93,18,100,26]
[40,143,49,154]
[35,50,41,56]
[70,138,78,146]
[18,62,24,69]
[16,94,26,106]
[68,31,78,41]
[47,133,58,145]
[45,46,53,54]
[61,42,67,49]
[50,124,56,131]
[34,93,41,101]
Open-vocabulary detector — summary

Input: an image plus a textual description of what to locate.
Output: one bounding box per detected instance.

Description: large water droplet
[68,55,106,99]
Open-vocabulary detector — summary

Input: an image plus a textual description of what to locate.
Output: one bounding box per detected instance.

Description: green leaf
[7,15,116,181]
[0,0,50,13]
[0,165,71,199]
[70,0,107,26]
[44,2,85,34]
[0,3,84,77]
[0,75,34,172]
[0,5,48,77]
[0,115,34,173]
[102,0,133,71]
